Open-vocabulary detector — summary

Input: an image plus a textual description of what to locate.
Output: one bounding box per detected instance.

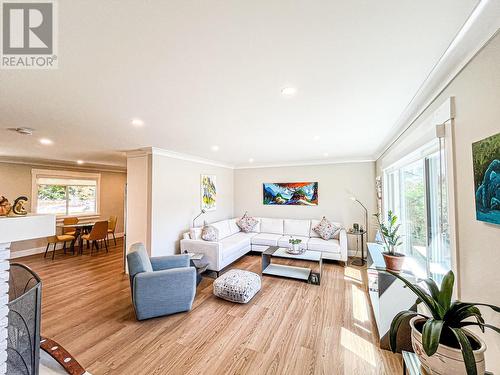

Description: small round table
[348,229,367,266]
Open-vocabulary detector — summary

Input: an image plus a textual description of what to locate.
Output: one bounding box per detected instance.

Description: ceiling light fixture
[313,135,320,141]
[211,145,219,152]
[281,87,297,97]
[249,158,254,163]
[323,152,329,157]
[77,160,84,165]
[131,118,144,127]
[39,138,53,145]
[8,127,34,136]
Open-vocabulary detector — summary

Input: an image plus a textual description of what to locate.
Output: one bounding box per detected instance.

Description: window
[384,142,450,282]
[32,169,100,216]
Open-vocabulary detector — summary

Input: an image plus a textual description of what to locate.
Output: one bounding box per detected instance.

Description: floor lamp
[349,196,368,266]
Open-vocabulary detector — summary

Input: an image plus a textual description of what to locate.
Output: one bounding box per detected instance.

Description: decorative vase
[382,251,405,272]
[410,317,486,375]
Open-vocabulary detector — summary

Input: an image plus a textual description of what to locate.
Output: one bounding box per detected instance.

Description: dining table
[58,222,97,255]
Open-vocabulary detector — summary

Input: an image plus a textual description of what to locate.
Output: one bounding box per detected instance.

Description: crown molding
[375,0,500,160]
[126,147,235,169]
[234,158,375,170]
[0,156,126,173]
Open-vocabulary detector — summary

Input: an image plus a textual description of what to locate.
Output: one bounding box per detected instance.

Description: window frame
[31,169,101,219]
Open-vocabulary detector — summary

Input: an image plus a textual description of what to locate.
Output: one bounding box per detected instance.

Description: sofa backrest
[259,218,284,234]
[211,219,240,240]
[127,243,153,279]
[284,219,311,237]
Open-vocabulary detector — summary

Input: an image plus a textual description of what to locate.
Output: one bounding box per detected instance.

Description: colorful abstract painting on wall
[201,175,216,211]
[473,132,500,225]
[263,182,318,206]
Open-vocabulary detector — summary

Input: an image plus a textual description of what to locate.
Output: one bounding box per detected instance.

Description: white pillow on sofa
[189,227,202,240]
[260,218,284,234]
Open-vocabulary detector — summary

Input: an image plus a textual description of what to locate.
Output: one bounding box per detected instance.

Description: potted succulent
[288,238,303,254]
[374,210,405,271]
[386,269,500,375]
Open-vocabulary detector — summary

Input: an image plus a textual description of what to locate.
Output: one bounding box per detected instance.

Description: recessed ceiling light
[77,160,84,165]
[281,87,297,97]
[323,152,329,157]
[248,158,254,163]
[131,118,144,127]
[211,145,219,152]
[39,138,53,145]
[313,135,320,141]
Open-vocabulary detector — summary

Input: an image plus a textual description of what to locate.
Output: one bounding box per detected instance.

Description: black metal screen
[6,263,41,375]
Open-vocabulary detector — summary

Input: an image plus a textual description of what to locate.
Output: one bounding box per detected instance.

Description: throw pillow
[237,213,259,233]
[313,216,341,240]
[201,222,218,241]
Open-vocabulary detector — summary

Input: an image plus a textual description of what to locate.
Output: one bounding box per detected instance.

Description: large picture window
[384,142,450,282]
[32,169,100,217]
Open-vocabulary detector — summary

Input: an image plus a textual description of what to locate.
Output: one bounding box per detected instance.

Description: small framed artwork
[472,132,500,225]
[201,175,216,211]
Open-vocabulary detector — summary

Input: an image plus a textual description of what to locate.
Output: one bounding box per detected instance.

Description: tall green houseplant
[374,210,402,255]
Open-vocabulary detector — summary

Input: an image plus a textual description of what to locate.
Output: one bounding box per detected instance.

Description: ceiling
[0,0,479,169]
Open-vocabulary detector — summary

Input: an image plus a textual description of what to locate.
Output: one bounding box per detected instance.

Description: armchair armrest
[150,254,190,271]
[133,267,196,320]
[180,239,222,271]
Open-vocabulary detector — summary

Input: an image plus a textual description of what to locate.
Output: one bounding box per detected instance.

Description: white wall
[377,32,500,373]
[128,150,234,257]
[234,162,377,249]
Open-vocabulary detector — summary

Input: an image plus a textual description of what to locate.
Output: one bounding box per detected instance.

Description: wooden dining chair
[63,217,79,236]
[45,234,76,260]
[81,221,109,254]
[107,215,118,246]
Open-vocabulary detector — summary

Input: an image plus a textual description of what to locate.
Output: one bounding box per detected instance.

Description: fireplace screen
[7,263,42,375]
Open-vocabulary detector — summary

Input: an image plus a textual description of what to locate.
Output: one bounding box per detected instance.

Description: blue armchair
[127,243,196,320]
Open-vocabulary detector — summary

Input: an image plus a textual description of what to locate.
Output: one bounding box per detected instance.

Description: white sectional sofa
[180,217,347,273]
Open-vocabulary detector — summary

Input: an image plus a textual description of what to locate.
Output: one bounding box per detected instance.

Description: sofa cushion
[277,235,309,249]
[313,217,341,240]
[251,233,282,246]
[310,219,342,239]
[307,238,341,253]
[211,220,232,239]
[189,227,202,240]
[227,219,241,236]
[219,233,251,260]
[260,218,284,235]
[201,224,218,241]
[283,219,311,237]
[237,214,259,233]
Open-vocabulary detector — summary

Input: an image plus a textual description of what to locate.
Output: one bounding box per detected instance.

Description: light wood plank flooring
[14,239,402,374]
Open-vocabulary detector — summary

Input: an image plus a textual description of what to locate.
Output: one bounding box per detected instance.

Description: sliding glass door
[384,144,450,283]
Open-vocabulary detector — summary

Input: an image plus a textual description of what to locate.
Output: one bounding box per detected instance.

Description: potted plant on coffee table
[374,210,405,271]
[287,238,303,254]
[386,269,500,375]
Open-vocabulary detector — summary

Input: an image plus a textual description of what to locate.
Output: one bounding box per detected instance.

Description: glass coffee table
[261,246,322,285]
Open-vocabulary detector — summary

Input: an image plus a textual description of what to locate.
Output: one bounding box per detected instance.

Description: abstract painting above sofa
[263,182,318,206]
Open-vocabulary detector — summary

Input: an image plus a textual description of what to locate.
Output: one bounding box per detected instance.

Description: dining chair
[107,215,118,246]
[45,234,76,260]
[81,221,109,254]
[63,217,79,236]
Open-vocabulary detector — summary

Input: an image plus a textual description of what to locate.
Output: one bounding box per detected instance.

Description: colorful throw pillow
[313,217,341,240]
[237,213,259,233]
[201,222,218,241]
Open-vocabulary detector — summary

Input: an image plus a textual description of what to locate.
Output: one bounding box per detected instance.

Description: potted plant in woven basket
[374,211,405,271]
[386,269,500,375]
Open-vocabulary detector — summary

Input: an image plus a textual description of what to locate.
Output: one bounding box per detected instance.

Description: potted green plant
[374,211,405,271]
[386,269,500,375]
[288,238,303,254]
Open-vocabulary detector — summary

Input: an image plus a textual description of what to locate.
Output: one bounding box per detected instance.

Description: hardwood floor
[14,239,402,375]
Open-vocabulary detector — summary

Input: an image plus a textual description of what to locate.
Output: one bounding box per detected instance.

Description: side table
[348,229,367,266]
[185,252,209,286]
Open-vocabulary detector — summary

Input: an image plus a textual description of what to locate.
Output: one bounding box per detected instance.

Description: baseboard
[10,232,124,259]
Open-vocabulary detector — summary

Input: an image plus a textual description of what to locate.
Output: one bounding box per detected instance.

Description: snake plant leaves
[438,271,454,311]
[422,319,444,356]
[450,327,477,375]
